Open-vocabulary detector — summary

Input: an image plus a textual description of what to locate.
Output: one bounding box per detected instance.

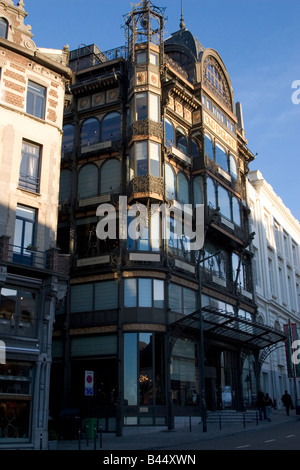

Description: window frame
[26,80,46,119]
[18,140,42,193]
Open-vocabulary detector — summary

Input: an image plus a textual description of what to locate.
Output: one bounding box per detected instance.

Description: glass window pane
[191,138,200,159]
[0,17,8,39]
[204,134,214,160]
[153,280,164,308]
[232,197,241,226]
[26,81,46,119]
[20,291,35,337]
[81,118,100,148]
[218,186,231,220]
[101,112,121,141]
[94,280,118,310]
[59,169,72,204]
[165,164,175,200]
[101,159,121,194]
[136,51,147,64]
[149,141,160,177]
[0,288,17,325]
[136,92,147,121]
[216,143,228,172]
[183,288,196,315]
[70,284,93,313]
[124,278,137,307]
[229,154,238,179]
[139,333,153,405]
[165,118,174,148]
[136,141,148,176]
[150,211,160,251]
[138,278,152,307]
[193,176,204,205]
[124,333,138,405]
[150,52,158,65]
[62,124,74,153]
[78,164,98,199]
[169,283,182,313]
[149,93,159,122]
[207,177,216,209]
[176,128,187,154]
[177,172,189,204]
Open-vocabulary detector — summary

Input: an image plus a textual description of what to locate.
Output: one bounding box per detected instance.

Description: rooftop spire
[179,0,186,29]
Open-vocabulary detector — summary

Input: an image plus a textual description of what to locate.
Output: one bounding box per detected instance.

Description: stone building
[248,170,300,410]
[51,0,286,437]
[0,0,72,449]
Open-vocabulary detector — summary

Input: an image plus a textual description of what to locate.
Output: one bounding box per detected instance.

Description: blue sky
[24,0,300,222]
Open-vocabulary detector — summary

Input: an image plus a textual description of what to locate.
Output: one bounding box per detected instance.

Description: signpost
[84,371,94,396]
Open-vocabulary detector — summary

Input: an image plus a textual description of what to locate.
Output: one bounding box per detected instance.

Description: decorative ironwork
[127,175,164,197]
[128,119,163,141]
[203,56,232,111]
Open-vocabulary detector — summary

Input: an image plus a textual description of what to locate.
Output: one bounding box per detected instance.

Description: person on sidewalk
[256,389,266,421]
[281,390,293,415]
[264,393,273,421]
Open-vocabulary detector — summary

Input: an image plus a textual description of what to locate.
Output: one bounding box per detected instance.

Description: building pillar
[0,235,10,262]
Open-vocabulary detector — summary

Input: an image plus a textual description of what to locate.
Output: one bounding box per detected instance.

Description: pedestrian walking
[264,393,273,421]
[281,390,293,416]
[256,389,266,421]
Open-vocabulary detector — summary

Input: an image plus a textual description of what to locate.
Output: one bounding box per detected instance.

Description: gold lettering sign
[203,110,237,152]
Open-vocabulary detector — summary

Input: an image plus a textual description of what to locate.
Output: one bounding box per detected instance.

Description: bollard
[94,426,97,450]
[40,433,43,450]
[256,410,258,426]
[86,425,89,447]
[219,412,222,431]
[243,412,246,429]
[189,416,192,432]
[99,425,103,449]
[78,428,81,450]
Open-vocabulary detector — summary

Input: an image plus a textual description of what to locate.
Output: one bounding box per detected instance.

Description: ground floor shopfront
[50,308,285,437]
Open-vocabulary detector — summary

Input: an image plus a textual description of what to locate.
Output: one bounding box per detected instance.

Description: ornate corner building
[51,1,286,437]
[0,0,72,449]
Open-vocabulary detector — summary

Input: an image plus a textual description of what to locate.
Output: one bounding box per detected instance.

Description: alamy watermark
[0,340,6,364]
[292,340,300,366]
[291,80,300,104]
[95,197,205,251]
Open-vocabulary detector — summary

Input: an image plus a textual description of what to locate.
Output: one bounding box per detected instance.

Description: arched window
[229,154,238,180]
[176,127,187,154]
[0,17,8,39]
[80,117,100,148]
[78,164,98,199]
[232,196,241,226]
[193,175,204,205]
[165,163,175,200]
[204,134,214,160]
[218,186,231,220]
[191,138,201,159]
[206,177,216,209]
[164,118,175,148]
[59,169,72,204]
[101,112,121,142]
[177,172,189,204]
[215,143,228,172]
[62,124,74,154]
[100,159,121,194]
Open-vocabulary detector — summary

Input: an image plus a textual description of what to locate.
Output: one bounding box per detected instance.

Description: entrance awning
[171,306,287,350]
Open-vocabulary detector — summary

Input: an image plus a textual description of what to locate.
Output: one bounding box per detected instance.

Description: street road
[172,419,300,450]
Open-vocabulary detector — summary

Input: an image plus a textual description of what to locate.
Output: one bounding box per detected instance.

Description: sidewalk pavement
[55,409,299,451]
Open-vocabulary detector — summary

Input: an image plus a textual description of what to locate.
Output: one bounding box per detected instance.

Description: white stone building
[0,0,72,449]
[248,169,300,410]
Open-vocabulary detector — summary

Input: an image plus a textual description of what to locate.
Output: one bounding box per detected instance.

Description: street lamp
[196,249,220,433]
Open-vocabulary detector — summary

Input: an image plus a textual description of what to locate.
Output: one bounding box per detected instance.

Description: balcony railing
[0,238,69,275]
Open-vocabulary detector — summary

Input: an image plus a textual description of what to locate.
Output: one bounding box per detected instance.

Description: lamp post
[197,249,220,433]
